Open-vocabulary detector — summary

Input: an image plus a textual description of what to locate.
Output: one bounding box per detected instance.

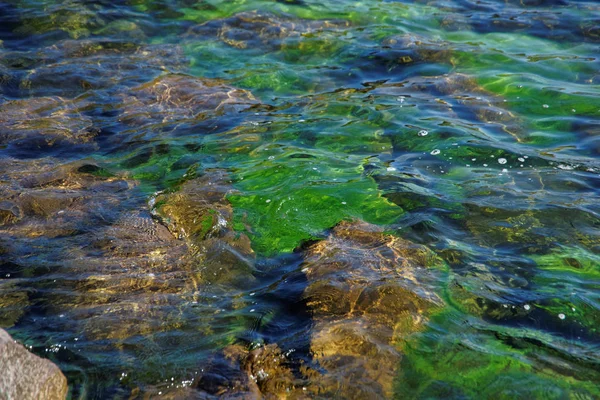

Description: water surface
[0,0,599,398]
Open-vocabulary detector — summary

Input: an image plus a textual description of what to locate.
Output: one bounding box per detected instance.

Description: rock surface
[0,328,68,400]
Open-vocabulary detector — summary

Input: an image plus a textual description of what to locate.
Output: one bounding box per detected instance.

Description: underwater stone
[0,328,68,400]
[0,96,97,154]
[20,42,188,97]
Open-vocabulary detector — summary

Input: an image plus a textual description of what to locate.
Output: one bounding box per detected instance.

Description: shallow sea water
[0,0,599,398]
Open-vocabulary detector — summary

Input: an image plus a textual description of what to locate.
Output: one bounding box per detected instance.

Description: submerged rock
[0,96,97,156]
[0,281,29,328]
[187,10,349,51]
[0,328,68,400]
[0,161,261,348]
[199,220,445,398]
[20,42,188,97]
[153,170,256,287]
[118,74,258,129]
[300,220,444,398]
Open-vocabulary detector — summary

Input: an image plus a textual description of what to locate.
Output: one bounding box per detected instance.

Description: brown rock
[0,328,68,400]
[300,220,444,398]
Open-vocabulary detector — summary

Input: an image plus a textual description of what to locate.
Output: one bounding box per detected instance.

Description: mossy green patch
[228,157,403,255]
[395,310,600,399]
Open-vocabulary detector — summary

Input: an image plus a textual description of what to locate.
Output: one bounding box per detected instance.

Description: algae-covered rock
[118,74,258,128]
[0,328,68,400]
[187,10,349,51]
[0,96,97,155]
[153,170,256,287]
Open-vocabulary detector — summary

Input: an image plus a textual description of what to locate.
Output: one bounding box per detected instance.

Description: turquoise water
[0,0,599,398]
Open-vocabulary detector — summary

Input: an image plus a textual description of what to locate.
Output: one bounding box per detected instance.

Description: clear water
[0,0,599,398]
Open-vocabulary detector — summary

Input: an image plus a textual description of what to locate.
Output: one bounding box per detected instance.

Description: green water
[0,0,599,398]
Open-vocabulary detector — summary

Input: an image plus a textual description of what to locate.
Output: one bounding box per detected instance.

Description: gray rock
[0,329,68,400]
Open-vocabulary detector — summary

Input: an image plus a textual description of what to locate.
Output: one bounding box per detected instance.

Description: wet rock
[0,158,131,237]
[187,10,349,51]
[300,220,444,398]
[0,160,260,349]
[0,158,194,342]
[0,96,98,156]
[0,328,68,400]
[118,74,258,128]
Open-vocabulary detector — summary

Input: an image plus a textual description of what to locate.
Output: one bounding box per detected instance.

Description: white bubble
[483,164,488,167]
[387,167,397,172]
[558,313,566,320]
[498,158,507,164]
[524,304,531,310]
[265,199,271,203]
[431,149,441,155]
[543,104,549,109]
[518,157,525,162]
[418,130,429,136]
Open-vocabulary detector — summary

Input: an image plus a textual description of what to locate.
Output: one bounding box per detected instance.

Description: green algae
[229,159,403,255]
[395,310,600,399]
[531,246,600,335]
[532,246,600,280]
